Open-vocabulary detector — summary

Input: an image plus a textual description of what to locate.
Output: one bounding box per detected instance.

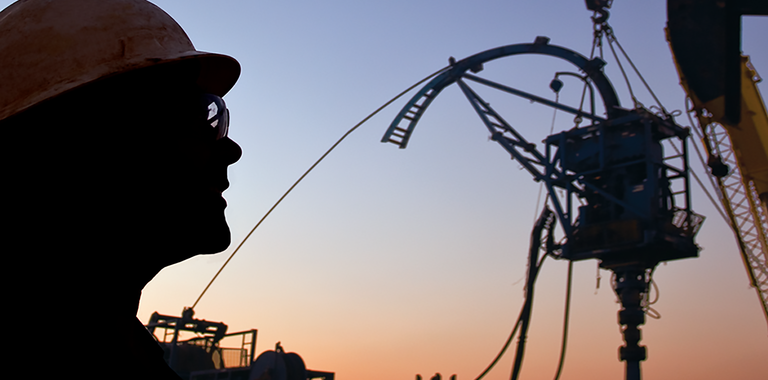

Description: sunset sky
[6,1,765,379]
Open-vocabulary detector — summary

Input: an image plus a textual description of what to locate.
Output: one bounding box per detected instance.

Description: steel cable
[606,26,667,114]
[191,66,450,309]
[533,93,559,223]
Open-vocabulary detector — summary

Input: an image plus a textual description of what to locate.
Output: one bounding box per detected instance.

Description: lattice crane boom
[674,55,768,327]
[667,0,768,327]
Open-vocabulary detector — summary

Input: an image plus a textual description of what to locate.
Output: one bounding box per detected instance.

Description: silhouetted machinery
[552,107,702,267]
[381,8,705,380]
[146,309,334,380]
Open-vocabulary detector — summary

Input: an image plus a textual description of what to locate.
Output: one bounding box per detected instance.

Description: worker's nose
[216,137,242,165]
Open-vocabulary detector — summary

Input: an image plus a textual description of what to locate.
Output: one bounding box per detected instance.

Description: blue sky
[5,1,766,379]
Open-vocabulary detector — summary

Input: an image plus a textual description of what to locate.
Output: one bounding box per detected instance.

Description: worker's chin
[197,229,232,255]
[188,224,232,255]
[162,222,232,265]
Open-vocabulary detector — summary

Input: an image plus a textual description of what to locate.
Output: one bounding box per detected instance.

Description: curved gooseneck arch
[382,36,621,149]
[381,35,628,246]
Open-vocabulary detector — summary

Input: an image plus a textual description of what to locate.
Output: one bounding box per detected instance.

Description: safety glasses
[200,93,230,140]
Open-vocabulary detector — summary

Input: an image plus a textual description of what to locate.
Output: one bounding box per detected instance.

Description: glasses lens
[202,94,229,140]
[218,108,230,140]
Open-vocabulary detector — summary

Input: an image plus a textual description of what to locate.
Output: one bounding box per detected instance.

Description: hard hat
[0,0,241,121]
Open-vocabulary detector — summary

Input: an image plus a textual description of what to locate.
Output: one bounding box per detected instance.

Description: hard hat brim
[0,0,242,121]
[2,51,241,121]
[160,51,242,97]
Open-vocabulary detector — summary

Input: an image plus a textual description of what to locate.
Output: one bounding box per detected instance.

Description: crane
[667,0,768,328]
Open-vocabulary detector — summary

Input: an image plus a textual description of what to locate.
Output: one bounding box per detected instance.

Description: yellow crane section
[671,50,768,327]
[701,57,768,205]
[666,0,768,329]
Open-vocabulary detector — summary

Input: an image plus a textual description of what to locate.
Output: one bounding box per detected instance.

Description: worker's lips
[210,191,227,208]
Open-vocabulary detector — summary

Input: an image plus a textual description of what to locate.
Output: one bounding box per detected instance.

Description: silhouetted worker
[1,0,242,378]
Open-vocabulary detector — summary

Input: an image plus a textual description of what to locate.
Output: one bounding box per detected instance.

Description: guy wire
[608,28,667,115]
[191,65,450,309]
[533,93,559,223]
[685,100,730,223]
[667,123,729,224]
[604,26,638,108]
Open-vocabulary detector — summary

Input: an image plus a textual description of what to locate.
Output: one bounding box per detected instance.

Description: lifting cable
[604,28,638,108]
[593,17,724,218]
[190,65,450,309]
[670,135,729,223]
[602,20,731,229]
[684,100,731,223]
[590,14,667,115]
[598,17,726,223]
[605,25,667,113]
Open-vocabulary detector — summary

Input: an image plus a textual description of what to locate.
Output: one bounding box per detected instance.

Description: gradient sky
[6,1,766,379]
